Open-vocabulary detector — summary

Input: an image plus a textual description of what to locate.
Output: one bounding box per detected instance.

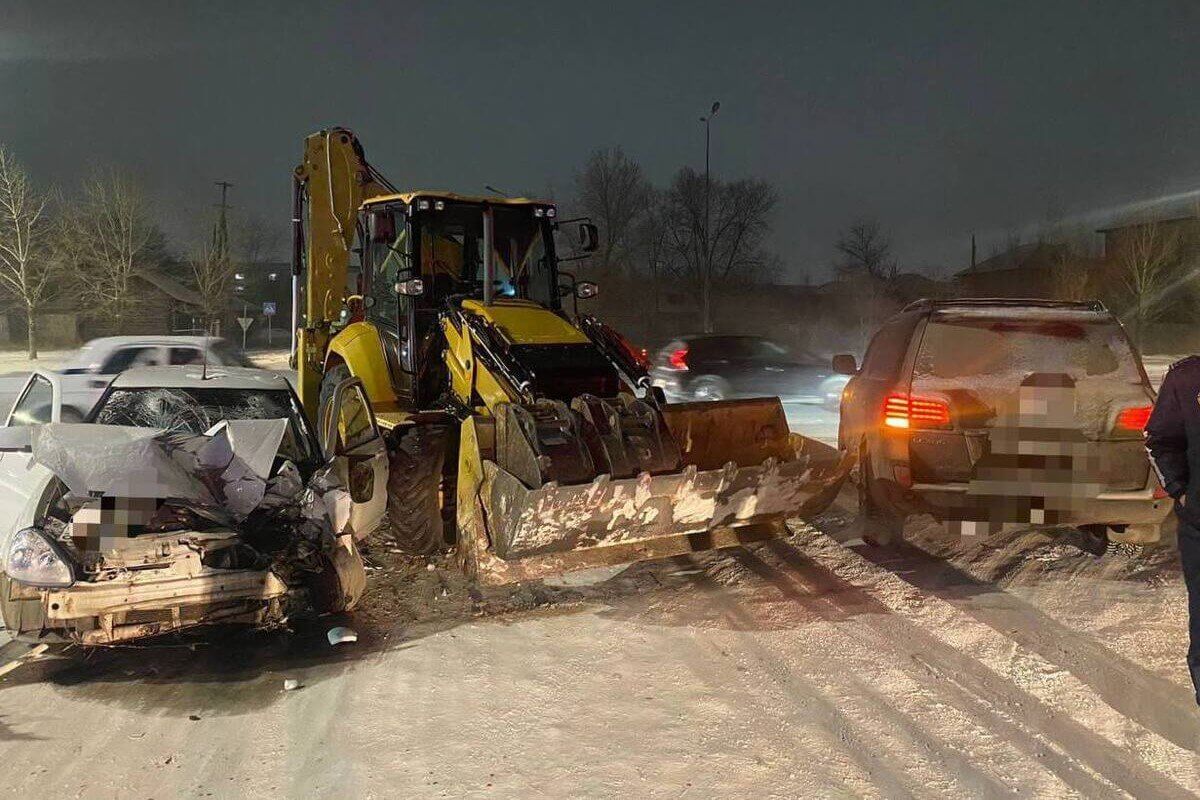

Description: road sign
[263,301,277,316]
[237,316,253,349]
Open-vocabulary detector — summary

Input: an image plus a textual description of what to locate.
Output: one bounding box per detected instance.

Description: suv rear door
[906,310,1152,491]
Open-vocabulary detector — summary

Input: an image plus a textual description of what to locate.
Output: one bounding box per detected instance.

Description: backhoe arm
[292,127,392,418]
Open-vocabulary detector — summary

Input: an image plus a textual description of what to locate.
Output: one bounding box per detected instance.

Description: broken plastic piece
[326,626,358,646]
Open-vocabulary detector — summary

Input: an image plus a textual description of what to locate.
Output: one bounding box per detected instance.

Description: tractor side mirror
[396,278,425,297]
[575,281,599,299]
[832,354,859,375]
[578,222,599,252]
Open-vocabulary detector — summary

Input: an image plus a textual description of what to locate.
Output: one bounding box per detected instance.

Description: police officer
[1145,355,1200,705]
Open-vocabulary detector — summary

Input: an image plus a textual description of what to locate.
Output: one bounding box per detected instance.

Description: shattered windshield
[92,387,318,466]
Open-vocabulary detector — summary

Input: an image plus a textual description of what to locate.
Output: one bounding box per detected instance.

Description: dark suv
[651,334,849,407]
[834,299,1170,546]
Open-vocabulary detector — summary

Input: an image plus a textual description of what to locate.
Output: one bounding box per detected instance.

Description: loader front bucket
[457,397,851,584]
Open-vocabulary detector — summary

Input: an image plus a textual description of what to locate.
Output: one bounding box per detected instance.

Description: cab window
[367,207,407,328]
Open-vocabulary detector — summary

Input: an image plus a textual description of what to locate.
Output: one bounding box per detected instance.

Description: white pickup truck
[2,336,254,421]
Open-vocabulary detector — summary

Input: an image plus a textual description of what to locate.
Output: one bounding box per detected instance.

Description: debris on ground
[326,626,358,646]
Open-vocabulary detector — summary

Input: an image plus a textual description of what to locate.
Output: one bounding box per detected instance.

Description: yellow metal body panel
[325,321,399,410]
[460,299,588,344]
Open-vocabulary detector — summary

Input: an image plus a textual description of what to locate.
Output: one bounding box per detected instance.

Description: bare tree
[1111,220,1187,345]
[233,213,284,270]
[575,147,652,274]
[662,167,777,332]
[189,242,235,333]
[834,219,897,281]
[832,219,901,348]
[1045,232,1099,301]
[66,170,165,327]
[0,147,58,358]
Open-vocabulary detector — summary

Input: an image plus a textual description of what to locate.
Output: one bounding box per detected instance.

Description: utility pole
[699,101,720,332]
[213,180,233,260]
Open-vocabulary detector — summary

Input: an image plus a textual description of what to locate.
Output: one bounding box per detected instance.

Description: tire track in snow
[730,548,1122,799]
[675,556,1050,798]
[853,539,1200,751]
[761,533,1198,798]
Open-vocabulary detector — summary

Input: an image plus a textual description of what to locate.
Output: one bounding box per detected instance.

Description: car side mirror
[396,278,425,297]
[575,280,599,299]
[832,354,858,375]
[578,222,599,252]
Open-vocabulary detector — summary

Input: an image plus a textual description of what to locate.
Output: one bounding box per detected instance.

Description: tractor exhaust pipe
[482,203,495,305]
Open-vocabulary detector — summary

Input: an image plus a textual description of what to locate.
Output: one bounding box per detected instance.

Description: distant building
[954,242,1074,298]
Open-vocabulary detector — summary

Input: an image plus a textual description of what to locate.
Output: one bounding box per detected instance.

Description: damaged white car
[0,366,388,646]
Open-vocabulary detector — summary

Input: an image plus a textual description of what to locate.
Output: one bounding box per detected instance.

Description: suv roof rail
[900,297,1107,313]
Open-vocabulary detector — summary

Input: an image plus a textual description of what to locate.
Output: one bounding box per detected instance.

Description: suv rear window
[913,314,1140,384]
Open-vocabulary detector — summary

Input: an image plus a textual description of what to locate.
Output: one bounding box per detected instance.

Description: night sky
[2,1,1199,280]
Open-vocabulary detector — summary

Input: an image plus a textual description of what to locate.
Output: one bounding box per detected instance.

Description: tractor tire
[386,423,454,555]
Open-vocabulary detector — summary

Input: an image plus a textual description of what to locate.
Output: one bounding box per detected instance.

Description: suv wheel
[858,447,904,546]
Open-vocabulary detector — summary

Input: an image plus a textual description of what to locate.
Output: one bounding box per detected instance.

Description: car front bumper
[5,552,294,646]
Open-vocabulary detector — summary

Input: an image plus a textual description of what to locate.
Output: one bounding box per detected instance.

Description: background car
[53,336,255,419]
[835,298,1170,548]
[651,334,849,408]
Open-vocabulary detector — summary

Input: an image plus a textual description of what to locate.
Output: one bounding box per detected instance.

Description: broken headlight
[5,527,74,588]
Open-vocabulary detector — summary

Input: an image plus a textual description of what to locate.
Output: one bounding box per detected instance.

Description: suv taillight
[883,392,951,429]
[668,347,689,370]
[1115,404,1152,432]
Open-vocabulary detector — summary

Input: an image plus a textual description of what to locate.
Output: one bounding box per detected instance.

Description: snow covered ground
[1,349,1196,797]
[1,500,1195,798]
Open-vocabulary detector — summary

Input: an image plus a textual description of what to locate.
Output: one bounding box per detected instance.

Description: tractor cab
[355,193,597,408]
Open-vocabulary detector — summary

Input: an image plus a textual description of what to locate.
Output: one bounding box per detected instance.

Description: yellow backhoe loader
[292,127,850,583]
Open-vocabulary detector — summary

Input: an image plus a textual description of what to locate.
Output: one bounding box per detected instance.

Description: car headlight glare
[6,527,73,588]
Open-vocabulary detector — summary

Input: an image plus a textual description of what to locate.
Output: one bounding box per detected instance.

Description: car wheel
[690,375,729,402]
[857,446,903,546]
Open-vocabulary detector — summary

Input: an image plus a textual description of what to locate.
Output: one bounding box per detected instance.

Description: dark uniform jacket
[1146,356,1200,527]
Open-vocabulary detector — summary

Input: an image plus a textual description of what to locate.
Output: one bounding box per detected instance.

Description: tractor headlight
[5,527,74,588]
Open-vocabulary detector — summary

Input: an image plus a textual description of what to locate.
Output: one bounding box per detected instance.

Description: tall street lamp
[700,101,720,331]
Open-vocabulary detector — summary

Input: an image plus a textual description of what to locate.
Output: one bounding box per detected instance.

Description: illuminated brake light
[668,347,689,370]
[883,392,950,429]
[1116,405,1152,432]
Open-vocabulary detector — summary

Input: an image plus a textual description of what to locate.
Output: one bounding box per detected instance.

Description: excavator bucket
[456,397,852,584]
